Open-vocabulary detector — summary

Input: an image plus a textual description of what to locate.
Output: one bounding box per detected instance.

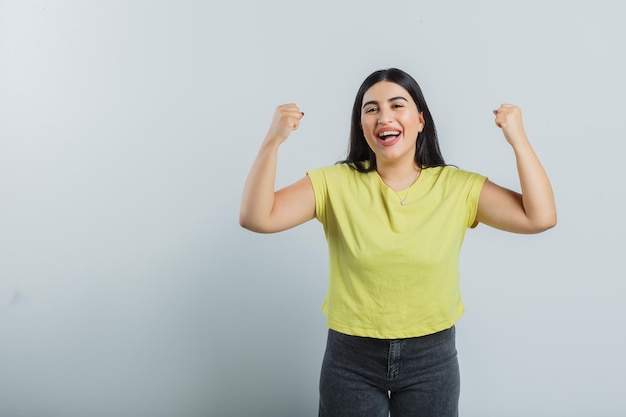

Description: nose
[377,108,392,125]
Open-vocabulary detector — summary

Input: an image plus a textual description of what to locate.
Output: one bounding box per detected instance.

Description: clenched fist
[493,104,527,146]
[264,103,304,146]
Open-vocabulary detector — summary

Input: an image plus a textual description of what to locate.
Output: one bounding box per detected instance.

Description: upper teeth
[379,131,400,137]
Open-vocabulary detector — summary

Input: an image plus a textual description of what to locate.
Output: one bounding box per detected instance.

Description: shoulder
[422,166,487,197]
[307,163,360,182]
[426,165,485,182]
[306,163,365,219]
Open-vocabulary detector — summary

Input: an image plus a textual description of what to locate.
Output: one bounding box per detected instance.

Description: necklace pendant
[401,200,406,205]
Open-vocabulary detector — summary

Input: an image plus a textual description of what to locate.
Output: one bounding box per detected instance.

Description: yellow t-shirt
[306,164,487,339]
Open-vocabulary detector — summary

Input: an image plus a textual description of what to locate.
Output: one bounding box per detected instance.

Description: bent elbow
[544,215,558,231]
[544,210,558,230]
[239,214,258,232]
[239,211,255,231]
[529,213,557,233]
[239,216,251,230]
[239,214,273,234]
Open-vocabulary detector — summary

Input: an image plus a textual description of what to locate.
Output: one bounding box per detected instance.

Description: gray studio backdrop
[1,1,624,416]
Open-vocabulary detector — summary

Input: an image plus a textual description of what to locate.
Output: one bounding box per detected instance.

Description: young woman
[240,68,556,417]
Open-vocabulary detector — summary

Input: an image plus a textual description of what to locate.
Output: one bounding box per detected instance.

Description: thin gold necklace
[384,169,421,206]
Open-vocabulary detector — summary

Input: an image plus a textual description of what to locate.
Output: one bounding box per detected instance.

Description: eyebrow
[362,96,408,109]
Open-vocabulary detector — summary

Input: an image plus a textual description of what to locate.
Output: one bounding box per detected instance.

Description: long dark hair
[339,68,445,172]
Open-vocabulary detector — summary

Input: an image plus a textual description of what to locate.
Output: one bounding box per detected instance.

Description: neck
[376,160,421,191]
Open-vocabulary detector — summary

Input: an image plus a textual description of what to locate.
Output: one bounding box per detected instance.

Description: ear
[418,112,425,132]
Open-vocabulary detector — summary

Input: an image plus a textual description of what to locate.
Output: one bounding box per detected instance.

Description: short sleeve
[466,173,488,228]
[306,167,328,225]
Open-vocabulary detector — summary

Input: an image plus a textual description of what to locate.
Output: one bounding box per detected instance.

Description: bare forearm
[239,104,308,232]
[239,142,280,230]
[481,104,557,233]
[513,137,557,230]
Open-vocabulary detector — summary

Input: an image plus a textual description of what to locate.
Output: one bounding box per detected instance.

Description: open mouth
[376,129,402,146]
[378,130,401,140]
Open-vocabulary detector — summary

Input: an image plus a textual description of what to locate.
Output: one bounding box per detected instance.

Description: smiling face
[360,81,425,166]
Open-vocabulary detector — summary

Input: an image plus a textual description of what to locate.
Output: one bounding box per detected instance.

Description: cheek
[360,118,373,136]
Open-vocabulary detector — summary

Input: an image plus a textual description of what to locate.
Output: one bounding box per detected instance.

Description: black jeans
[318,327,460,417]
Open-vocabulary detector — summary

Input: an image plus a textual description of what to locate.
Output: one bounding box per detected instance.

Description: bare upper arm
[476,179,533,233]
[264,175,316,233]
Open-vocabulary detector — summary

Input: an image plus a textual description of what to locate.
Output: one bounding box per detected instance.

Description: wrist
[259,137,282,153]
[506,130,529,147]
